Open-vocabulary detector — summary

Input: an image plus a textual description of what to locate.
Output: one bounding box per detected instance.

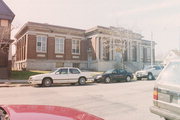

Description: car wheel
[42,78,52,87]
[147,73,154,80]
[126,76,131,82]
[105,77,111,83]
[78,77,86,85]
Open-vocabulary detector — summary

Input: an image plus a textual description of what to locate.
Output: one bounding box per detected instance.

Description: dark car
[94,69,133,83]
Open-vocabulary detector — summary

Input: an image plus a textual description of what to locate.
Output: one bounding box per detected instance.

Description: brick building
[14,22,87,70]
[14,22,155,72]
[0,0,15,79]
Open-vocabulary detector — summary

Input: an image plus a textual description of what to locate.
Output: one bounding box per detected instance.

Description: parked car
[94,69,133,83]
[28,67,94,87]
[135,65,164,80]
[0,105,103,120]
[150,60,180,120]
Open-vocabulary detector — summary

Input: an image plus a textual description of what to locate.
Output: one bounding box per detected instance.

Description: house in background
[13,22,155,72]
[0,0,15,79]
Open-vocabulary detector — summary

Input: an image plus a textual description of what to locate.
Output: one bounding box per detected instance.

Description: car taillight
[153,87,158,100]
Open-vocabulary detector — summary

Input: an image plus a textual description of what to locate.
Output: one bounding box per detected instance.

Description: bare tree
[101,27,130,69]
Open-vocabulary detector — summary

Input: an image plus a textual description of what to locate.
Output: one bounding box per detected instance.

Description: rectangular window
[72,39,80,54]
[36,35,47,53]
[55,37,64,54]
[73,63,80,68]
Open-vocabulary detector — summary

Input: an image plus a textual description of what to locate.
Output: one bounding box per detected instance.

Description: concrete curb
[0,80,29,87]
[0,83,30,87]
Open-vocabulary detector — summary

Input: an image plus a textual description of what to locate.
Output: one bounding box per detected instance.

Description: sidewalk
[0,79,29,87]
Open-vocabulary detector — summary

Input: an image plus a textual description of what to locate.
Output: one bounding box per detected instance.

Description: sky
[4,0,180,60]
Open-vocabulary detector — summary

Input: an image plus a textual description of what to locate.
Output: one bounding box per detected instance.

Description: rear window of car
[69,69,80,74]
[158,62,180,85]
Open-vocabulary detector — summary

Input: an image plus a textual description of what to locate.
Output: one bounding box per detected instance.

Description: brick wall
[15,33,88,70]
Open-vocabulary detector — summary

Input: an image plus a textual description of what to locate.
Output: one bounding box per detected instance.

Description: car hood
[30,73,53,78]
[136,70,144,73]
[102,73,111,76]
[81,72,94,78]
[136,70,148,73]
[2,105,103,120]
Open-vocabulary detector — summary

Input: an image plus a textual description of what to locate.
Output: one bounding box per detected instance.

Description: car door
[111,69,120,81]
[118,69,126,80]
[68,68,81,83]
[53,68,69,83]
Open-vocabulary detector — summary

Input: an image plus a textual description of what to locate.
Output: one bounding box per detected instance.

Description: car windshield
[104,69,114,74]
[51,68,58,73]
[158,62,180,85]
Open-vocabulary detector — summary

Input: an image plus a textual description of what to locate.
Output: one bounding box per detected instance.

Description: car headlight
[29,76,33,80]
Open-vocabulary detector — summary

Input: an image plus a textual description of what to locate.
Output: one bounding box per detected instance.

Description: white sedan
[28,67,94,87]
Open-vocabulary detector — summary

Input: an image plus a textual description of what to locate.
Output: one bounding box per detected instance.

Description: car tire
[126,76,131,82]
[78,77,86,85]
[147,73,154,80]
[105,77,111,83]
[42,78,52,87]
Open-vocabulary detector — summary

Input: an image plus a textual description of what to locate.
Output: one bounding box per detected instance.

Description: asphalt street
[0,81,163,120]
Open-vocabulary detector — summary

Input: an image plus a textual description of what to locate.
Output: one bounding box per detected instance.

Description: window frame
[72,39,80,55]
[36,35,47,53]
[55,37,65,54]
[69,68,80,74]
[57,68,68,74]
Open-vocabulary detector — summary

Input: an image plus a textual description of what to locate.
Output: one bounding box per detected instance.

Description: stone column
[109,38,113,61]
[100,37,103,60]
[126,39,129,61]
[137,41,140,62]
[96,36,100,61]
[111,38,114,60]
[128,40,132,61]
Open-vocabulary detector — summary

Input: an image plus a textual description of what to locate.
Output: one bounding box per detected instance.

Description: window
[73,63,80,68]
[36,35,47,52]
[153,66,161,70]
[55,37,64,53]
[55,62,64,68]
[0,20,8,27]
[112,70,118,74]
[58,69,68,74]
[72,40,80,54]
[119,69,126,74]
[69,69,80,74]
[158,62,180,85]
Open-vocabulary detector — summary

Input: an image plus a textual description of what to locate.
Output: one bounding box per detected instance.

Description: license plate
[158,93,171,103]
